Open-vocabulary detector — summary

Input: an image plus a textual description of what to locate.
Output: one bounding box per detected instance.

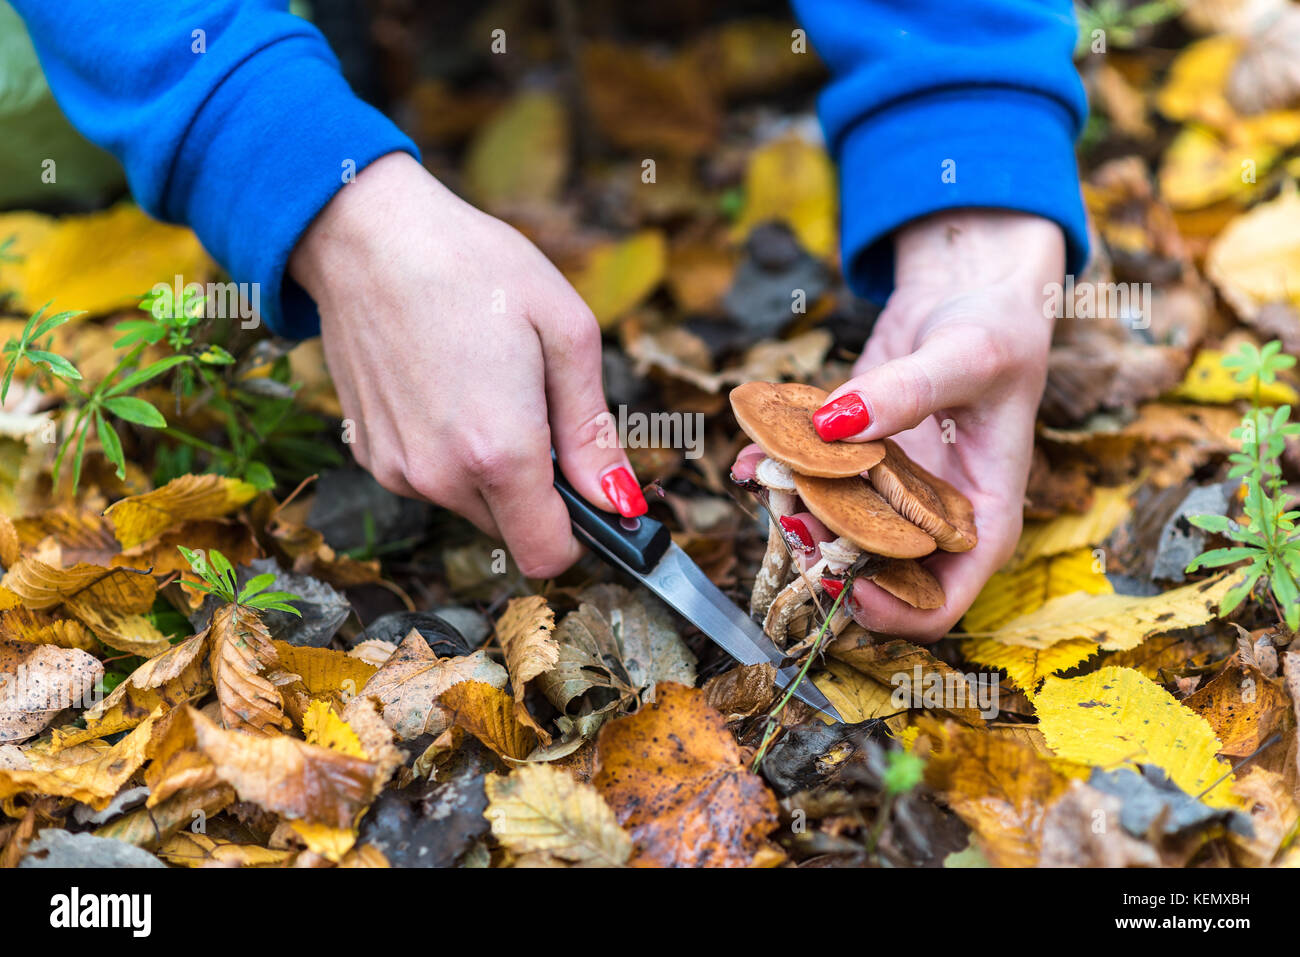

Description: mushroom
[866,440,977,552]
[748,457,799,618]
[730,381,885,477]
[867,559,945,610]
[792,473,937,559]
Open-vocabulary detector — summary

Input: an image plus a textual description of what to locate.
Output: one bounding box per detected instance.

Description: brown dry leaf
[355,630,506,741]
[112,520,260,579]
[463,91,568,212]
[0,558,169,656]
[436,680,541,761]
[156,831,292,868]
[666,238,737,313]
[188,707,377,828]
[0,638,102,744]
[1038,778,1164,866]
[687,18,824,98]
[494,595,558,701]
[207,603,292,735]
[592,682,779,867]
[1229,766,1299,864]
[143,705,220,807]
[96,783,234,851]
[0,707,162,808]
[0,515,18,567]
[485,763,632,867]
[566,230,668,330]
[274,640,376,723]
[581,41,720,156]
[1185,652,1291,758]
[829,633,989,727]
[12,203,213,315]
[919,717,1071,867]
[702,663,778,719]
[12,507,119,564]
[59,630,209,746]
[105,474,258,549]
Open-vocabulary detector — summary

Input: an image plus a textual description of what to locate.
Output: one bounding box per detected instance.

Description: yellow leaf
[437,680,541,761]
[732,135,836,259]
[303,699,366,758]
[1008,484,1135,569]
[289,819,357,862]
[963,547,1113,634]
[495,595,558,700]
[1207,186,1300,322]
[1158,124,1272,210]
[0,606,96,652]
[157,831,292,868]
[810,661,904,725]
[829,634,989,726]
[14,203,214,316]
[105,473,258,549]
[1166,348,1298,405]
[567,230,667,329]
[273,640,376,704]
[1155,36,1241,129]
[485,763,632,867]
[962,639,1099,700]
[1035,666,1239,807]
[463,91,568,210]
[970,573,1235,651]
[0,211,56,296]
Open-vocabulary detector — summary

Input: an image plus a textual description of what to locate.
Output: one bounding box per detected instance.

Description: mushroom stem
[750,489,797,618]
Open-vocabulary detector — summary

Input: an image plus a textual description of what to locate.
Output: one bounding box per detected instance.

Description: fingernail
[813,392,870,441]
[820,577,845,601]
[600,467,648,518]
[779,515,814,551]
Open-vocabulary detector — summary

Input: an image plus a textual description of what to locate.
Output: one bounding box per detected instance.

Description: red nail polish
[820,577,845,600]
[779,515,813,550]
[600,467,648,518]
[813,393,870,441]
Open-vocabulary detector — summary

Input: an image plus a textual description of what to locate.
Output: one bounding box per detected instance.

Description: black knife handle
[552,455,671,573]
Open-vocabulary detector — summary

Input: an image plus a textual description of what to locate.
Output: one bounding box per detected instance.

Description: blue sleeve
[9,0,419,338]
[791,0,1090,304]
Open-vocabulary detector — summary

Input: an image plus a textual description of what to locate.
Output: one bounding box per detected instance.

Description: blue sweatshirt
[12,0,1088,337]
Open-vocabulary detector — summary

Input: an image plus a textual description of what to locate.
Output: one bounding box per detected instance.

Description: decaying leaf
[566,230,667,329]
[0,638,102,744]
[485,763,632,866]
[593,683,779,867]
[731,135,836,260]
[436,680,541,761]
[829,633,991,727]
[207,603,292,735]
[494,595,558,700]
[356,631,507,741]
[104,473,258,549]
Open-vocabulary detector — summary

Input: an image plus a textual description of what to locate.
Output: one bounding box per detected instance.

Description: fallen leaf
[1008,484,1135,569]
[1035,666,1239,807]
[1167,347,1299,404]
[207,603,292,735]
[485,763,632,866]
[732,135,836,260]
[1207,186,1300,323]
[156,831,291,867]
[0,638,102,743]
[494,595,558,700]
[437,680,540,761]
[105,473,258,549]
[566,230,667,329]
[463,91,568,211]
[593,683,779,867]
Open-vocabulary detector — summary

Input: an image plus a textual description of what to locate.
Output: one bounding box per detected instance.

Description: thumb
[539,308,648,518]
[812,325,997,442]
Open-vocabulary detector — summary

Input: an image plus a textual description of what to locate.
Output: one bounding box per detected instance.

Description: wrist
[893,210,1065,294]
[288,151,431,307]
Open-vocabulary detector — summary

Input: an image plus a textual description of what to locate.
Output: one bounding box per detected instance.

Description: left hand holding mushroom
[733,210,1065,643]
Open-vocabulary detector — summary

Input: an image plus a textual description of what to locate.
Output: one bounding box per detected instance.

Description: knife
[553,464,843,722]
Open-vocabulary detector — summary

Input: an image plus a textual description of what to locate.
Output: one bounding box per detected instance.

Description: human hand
[289,152,646,578]
[733,211,1064,642]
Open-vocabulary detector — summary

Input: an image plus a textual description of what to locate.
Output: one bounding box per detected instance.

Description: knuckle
[462,440,530,486]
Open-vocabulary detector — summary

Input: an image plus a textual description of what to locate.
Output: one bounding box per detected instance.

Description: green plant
[1,302,83,400]
[178,546,302,616]
[1187,341,1300,632]
[1074,0,1183,56]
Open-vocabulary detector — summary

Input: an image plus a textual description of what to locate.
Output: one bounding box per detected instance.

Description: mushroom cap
[792,473,936,559]
[730,382,885,478]
[867,440,978,553]
[868,559,945,610]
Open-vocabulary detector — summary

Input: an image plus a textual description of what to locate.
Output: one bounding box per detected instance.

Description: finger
[536,302,647,518]
[730,444,765,483]
[811,324,1004,442]
[478,451,584,579]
